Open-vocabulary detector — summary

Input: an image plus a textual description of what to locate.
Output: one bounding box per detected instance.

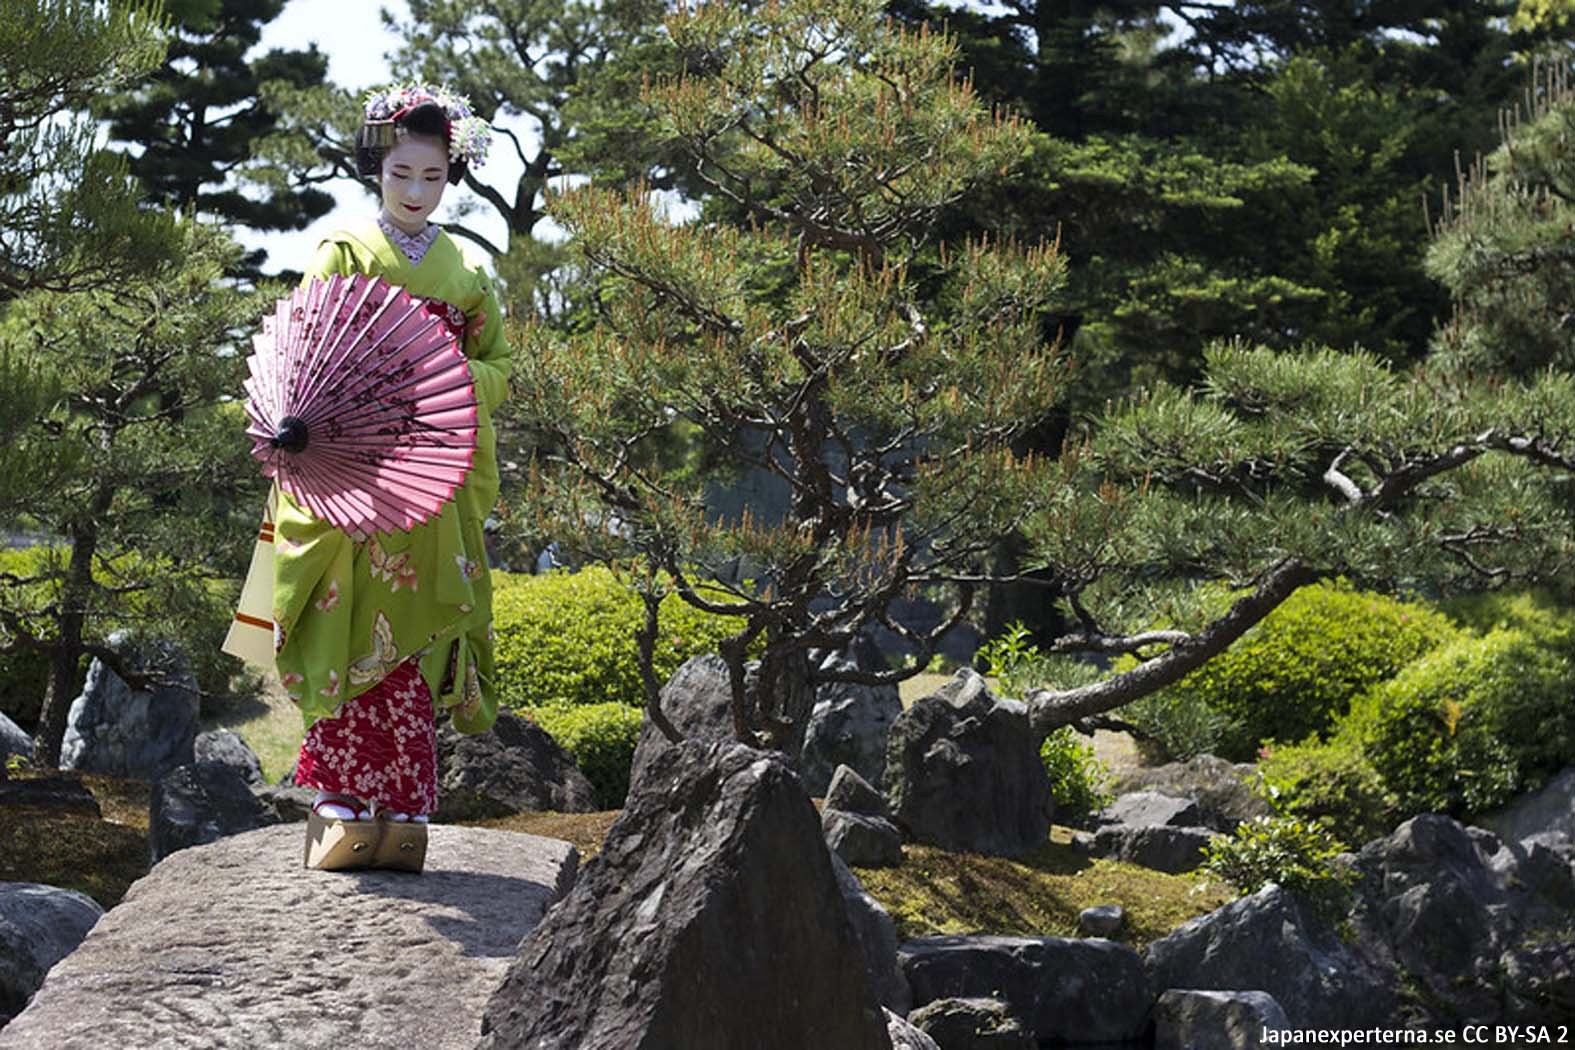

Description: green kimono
[270,220,511,735]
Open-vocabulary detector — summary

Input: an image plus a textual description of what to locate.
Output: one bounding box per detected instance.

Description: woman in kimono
[232,84,510,872]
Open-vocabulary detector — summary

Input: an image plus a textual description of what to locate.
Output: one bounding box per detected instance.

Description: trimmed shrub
[1441,588,1575,648]
[1039,727,1114,826]
[1352,627,1575,816]
[491,566,753,709]
[1254,732,1401,846]
[525,701,645,809]
[1151,581,1458,760]
[1201,814,1358,920]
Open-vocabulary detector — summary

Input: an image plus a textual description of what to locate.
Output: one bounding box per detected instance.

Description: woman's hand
[467,310,487,342]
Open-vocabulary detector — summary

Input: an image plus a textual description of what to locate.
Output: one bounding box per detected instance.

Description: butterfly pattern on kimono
[348,610,401,687]
[368,537,419,592]
[315,579,341,612]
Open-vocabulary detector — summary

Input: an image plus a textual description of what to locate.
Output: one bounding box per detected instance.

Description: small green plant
[525,701,645,809]
[977,620,1105,699]
[1040,727,1114,825]
[1121,687,1237,763]
[1201,815,1358,920]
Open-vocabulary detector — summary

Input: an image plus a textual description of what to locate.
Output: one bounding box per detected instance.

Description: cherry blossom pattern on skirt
[295,658,439,815]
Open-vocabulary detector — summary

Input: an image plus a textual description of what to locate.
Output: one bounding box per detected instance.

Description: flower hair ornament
[360,83,493,169]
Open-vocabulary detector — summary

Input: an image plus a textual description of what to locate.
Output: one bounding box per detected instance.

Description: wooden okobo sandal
[303,798,382,870]
[371,812,428,874]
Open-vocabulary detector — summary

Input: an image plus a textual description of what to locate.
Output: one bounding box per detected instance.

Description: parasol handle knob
[271,416,309,454]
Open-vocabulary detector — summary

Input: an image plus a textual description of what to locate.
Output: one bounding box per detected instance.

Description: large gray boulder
[1343,814,1575,1024]
[149,762,278,862]
[1475,767,1575,850]
[1111,754,1269,832]
[1095,790,1205,829]
[625,654,760,802]
[900,934,1152,1044]
[434,710,597,821]
[1501,942,1575,1023]
[1144,884,1395,1028]
[906,998,1034,1049]
[883,670,1052,858]
[0,824,577,1050]
[59,633,199,781]
[0,714,31,766]
[830,851,912,1016]
[0,884,101,1028]
[1152,989,1290,1050]
[1076,789,1221,872]
[192,729,263,785]
[1077,823,1218,873]
[799,648,904,797]
[478,740,892,1050]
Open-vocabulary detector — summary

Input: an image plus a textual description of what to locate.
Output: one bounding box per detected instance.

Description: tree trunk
[753,642,815,761]
[31,523,99,769]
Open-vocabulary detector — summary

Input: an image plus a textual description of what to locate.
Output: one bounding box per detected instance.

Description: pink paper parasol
[243,274,478,535]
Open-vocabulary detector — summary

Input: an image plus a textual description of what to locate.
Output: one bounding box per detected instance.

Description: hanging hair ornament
[361,82,493,168]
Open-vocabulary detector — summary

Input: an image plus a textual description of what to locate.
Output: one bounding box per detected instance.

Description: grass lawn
[200,671,304,784]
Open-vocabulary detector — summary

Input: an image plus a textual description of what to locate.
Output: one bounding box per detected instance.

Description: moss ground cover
[0,772,152,909]
[852,828,1233,948]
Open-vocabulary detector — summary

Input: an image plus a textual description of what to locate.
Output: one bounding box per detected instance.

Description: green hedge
[526,701,645,809]
[1151,580,1459,759]
[492,566,754,710]
[1351,627,1575,816]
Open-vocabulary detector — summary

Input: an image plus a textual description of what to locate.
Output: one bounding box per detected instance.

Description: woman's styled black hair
[355,101,468,186]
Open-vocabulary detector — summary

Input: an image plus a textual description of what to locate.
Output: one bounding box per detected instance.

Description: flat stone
[901,934,1151,1044]
[1095,790,1205,829]
[1153,989,1290,1050]
[1078,904,1126,938]
[0,824,578,1050]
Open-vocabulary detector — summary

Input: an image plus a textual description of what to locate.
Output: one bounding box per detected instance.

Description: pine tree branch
[1027,557,1320,735]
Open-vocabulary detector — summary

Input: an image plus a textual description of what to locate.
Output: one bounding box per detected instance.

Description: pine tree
[0,0,181,295]
[93,0,334,275]
[0,224,263,768]
[1023,57,1575,735]
[516,0,1068,755]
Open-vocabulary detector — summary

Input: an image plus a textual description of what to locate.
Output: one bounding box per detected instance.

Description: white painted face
[379,135,450,235]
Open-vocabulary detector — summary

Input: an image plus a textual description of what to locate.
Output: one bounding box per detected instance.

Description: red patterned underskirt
[294,659,439,815]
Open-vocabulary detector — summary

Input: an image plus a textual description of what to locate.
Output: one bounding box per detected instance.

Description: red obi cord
[295,659,439,815]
